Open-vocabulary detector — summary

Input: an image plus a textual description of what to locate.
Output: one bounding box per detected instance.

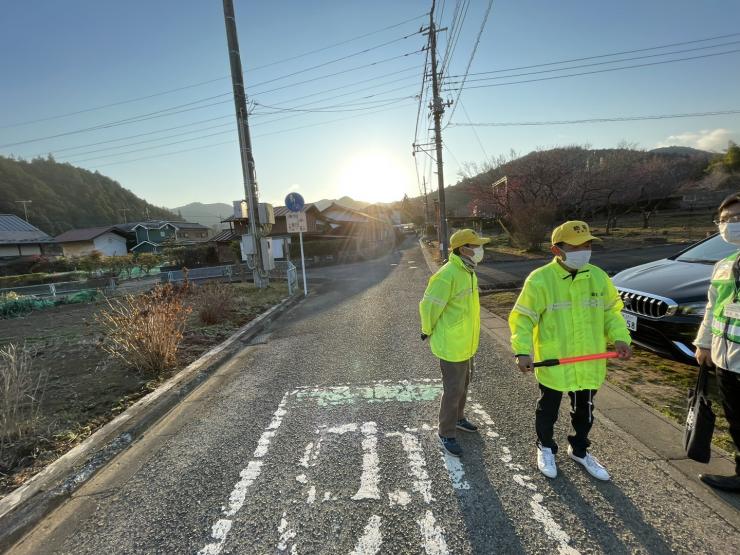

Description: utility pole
[428,0,451,260]
[421,177,431,230]
[222,0,265,287]
[119,208,131,224]
[15,200,32,222]
[145,206,150,220]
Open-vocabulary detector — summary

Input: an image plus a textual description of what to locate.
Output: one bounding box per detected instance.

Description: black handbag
[684,364,716,463]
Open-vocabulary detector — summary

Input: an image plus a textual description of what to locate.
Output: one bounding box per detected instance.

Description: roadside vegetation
[0,280,288,498]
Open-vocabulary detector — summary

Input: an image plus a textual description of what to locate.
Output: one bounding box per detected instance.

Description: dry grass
[0,343,47,466]
[97,282,192,374]
[195,282,235,325]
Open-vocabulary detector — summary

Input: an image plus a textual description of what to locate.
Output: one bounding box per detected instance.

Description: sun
[336,153,412,204]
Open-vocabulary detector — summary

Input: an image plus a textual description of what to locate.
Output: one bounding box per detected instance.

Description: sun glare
[336,153,411,204]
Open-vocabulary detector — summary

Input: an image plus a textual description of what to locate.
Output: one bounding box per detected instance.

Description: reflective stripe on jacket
[419,253,480,362]
[509,259,631,392]
[694,251,740,373]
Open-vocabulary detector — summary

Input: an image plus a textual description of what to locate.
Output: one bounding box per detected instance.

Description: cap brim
[571,234,601,245]
[469,237,491,246]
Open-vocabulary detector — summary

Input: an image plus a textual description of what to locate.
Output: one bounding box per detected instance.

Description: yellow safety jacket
[509,258,631,392]
[419,253,480,362]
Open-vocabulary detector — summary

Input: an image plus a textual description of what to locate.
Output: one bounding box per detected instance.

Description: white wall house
[0,214,54,258]
[55,227,129,257]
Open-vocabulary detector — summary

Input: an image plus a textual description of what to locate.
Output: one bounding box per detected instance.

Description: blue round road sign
[285,193,305,212]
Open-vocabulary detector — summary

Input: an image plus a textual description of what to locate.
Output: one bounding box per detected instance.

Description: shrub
[195,282,235,325]
[96,282,192,374]
[0,343,47,462]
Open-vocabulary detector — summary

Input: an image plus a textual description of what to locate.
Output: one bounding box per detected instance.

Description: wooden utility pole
[428,0,450,259]
[222,0,265,286]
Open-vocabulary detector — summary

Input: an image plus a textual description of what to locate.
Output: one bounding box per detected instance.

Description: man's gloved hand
[421,333,429,341]
[515,354,533,373]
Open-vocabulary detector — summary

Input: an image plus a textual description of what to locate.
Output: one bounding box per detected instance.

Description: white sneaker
[568,446,610,481]
[537,445,557,478]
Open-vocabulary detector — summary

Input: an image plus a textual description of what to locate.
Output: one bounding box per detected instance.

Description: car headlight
[676,302,707,316]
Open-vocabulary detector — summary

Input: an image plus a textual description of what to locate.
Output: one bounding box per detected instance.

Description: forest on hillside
[0,156,178,235]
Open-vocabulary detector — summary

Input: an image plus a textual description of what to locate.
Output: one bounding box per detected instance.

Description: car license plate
[622,312,637,331]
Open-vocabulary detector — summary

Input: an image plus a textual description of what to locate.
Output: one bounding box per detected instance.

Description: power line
[443,47,740,91]
[449,30,740,78]
[443,0,493,126]
[77,102,416,169]
[459,100,488,158]
[3,50,424,150]
[0,12,427,129]
[244,30,423,90]
[444,39,740,84]
[447,108,740,127]
[247,12,427,72]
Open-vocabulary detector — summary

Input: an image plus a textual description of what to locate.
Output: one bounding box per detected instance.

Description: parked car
[611,234,736,364]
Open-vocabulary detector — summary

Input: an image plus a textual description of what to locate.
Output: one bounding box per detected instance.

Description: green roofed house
[115,220,211,253]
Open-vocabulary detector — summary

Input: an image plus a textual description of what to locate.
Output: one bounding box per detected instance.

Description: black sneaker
[439,436,463,457]
[699,473,740,492]
[456,418,479,433]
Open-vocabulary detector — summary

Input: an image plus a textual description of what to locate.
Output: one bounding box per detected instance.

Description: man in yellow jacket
[509,220,632,480]
[420,229,490,457]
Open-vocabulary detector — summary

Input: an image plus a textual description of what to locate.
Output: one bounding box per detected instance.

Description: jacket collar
[549,257,591,281]
[449,253,475,273]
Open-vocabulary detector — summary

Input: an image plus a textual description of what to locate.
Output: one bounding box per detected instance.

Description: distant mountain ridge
[170,202,233,229]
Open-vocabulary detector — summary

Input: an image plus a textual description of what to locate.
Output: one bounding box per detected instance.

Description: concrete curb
[0,292,303,553]
[418,240,740,525]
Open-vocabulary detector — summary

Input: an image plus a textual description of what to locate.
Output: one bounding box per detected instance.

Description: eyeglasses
[714,215,740,225]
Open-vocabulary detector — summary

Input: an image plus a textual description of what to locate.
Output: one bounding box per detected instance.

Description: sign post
[285,193,308,296]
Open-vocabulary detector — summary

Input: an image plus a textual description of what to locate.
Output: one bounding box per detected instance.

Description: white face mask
[560,249,591,270]
[471,246,484,264]
[719,222,740,246]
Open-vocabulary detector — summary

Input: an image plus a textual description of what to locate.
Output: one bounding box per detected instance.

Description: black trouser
[717,368,740,475]
[536,383,597,458]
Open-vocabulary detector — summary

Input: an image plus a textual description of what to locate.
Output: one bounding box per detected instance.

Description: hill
[314,196,371,212]
[649,146,714,157]
[170,202,232,229]
[0,155,178,235]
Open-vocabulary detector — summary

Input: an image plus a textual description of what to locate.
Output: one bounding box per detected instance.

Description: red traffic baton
[533,352,619,368]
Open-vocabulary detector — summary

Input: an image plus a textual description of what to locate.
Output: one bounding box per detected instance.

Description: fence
[0,277,115,300]
[161,261,299,295]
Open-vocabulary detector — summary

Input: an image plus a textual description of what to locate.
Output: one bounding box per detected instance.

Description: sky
[1,0,739,226]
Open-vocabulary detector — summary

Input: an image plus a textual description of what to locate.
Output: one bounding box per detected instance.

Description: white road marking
[352,422,381,500]
[386,432,434,504]
[388,490,411,506]
[198,393,291,555]
[299,442,313,468]
[440,451,471,490]
[470,403,580,555]
[350,515,383,555]
[277,512,297,553]
[307,486,316,504]
[327,423,358,434]
[417,510,449,555]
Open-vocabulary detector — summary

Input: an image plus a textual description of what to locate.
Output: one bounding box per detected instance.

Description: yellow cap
[449,228,491,250]
[551,220,601,246]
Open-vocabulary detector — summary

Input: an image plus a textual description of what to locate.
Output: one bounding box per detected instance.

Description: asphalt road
[477,243,690,288]
[13,241,739,554]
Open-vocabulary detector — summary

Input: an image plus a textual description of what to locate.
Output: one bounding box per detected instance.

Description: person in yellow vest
[509,220,632,480]
[694,192,740,492]
[420,229,490,457]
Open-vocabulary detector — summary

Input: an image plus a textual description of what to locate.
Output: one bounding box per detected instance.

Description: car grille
[617,289,675,319]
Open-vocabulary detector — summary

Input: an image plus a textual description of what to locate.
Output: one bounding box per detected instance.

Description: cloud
[288,184,301,192]
[655,128,735,152]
